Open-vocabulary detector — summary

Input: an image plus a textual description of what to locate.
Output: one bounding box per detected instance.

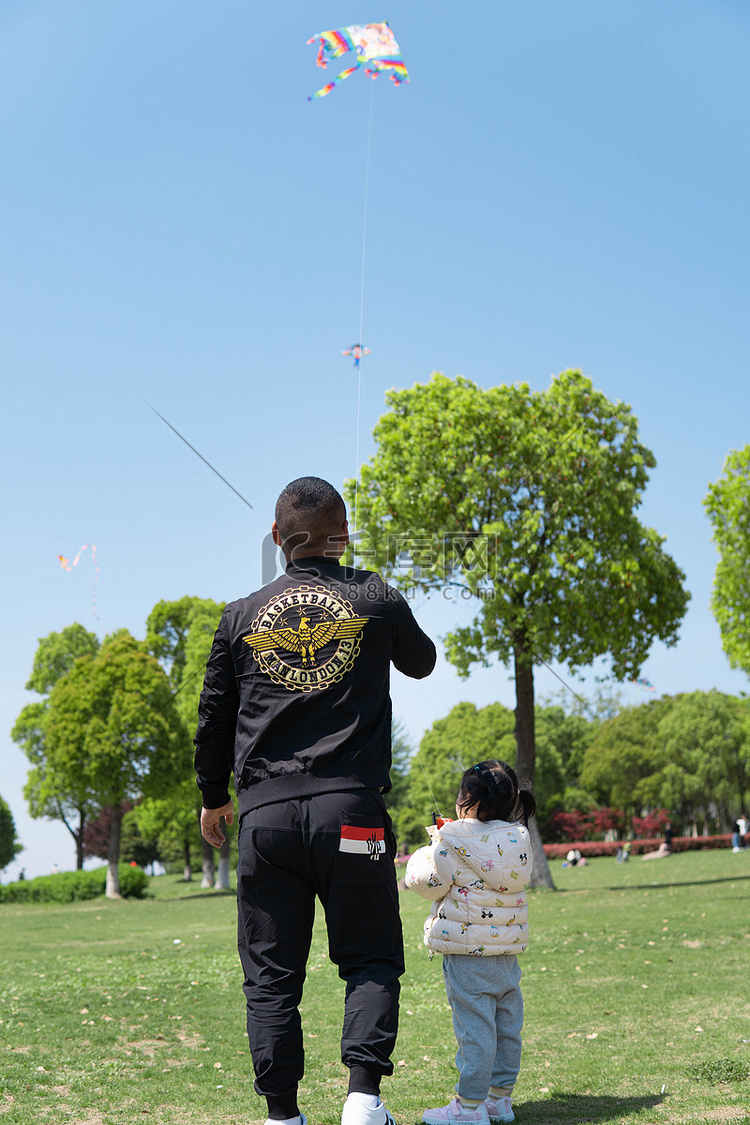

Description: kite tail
[309,64,360,100]
[57,543,100,619]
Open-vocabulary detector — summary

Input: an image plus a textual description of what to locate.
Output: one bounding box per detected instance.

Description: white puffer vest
[405,817,532,956]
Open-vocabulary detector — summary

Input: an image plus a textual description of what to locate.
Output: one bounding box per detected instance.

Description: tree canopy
[12,624,101,869]
[348,369,690,884]
[0,795,22,872]
[581,691,749,832]
[142,597,226,885]
[45,630,188,895]
[704,445,750,677]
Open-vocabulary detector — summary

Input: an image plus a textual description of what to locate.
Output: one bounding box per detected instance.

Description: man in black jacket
[196,477,436,1125]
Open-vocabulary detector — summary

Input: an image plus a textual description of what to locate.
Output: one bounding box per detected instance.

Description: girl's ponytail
[516,786,536,828]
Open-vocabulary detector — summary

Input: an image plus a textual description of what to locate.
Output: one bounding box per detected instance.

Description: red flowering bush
[631,809,670,838]
[548,810,588,841]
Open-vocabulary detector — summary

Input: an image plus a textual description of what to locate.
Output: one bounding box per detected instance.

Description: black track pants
[236,789,405,1099]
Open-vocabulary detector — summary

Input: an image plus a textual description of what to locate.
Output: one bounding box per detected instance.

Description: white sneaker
[422,1099,490,1125]
[485,1095,514,1124]
[342,1094,396,1125]
[263,1116,307,1125]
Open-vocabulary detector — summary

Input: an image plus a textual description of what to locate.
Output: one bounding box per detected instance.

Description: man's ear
[271,520,282,548]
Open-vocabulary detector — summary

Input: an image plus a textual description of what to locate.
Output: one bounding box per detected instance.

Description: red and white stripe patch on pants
[339,824,386,858]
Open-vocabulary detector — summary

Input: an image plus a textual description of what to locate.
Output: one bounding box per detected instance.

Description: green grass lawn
[1,850,749,1125]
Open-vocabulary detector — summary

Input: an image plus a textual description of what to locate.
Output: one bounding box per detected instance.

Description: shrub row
[0,864,149,904]
[543,834,740,859]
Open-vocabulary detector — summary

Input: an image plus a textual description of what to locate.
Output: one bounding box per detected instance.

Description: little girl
[405,760,535,1125]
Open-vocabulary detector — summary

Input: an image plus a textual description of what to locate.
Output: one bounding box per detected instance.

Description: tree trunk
[76,809,86,870]
[183,836,193,882]
[106,804,123,898]
[201,835,215,888]
[513,640,555,890]
[217,820,230,889]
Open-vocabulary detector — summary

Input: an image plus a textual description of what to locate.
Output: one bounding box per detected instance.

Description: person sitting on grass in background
[404,761,535,1125]
[563,848,586,868]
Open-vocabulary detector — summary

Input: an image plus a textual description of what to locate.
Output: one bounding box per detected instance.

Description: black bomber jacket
[194,557,437,815]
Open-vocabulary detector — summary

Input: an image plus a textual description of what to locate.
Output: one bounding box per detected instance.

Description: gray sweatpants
[442,954,523,1101]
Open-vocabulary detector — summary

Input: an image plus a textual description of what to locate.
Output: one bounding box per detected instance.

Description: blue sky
[2,0,749,878]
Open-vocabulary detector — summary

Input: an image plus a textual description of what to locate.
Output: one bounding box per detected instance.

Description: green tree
[0,795,22,872]
[534,705,592,823]
[654,691,749,831]
[581,696,677,820]
[349,370,690,885]
[44,631,188,896]
[11,624,101,869]
[382,719,414,847]
[133,781,201,880]
[705,446,750,677]
[144,598,226,885]
[581,692,749,834]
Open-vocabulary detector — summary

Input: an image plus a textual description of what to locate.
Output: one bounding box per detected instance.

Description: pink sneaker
[422,1099,490,1125]
[484,1096,514,1124]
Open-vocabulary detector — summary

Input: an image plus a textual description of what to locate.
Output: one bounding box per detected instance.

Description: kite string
[354,80,376,545]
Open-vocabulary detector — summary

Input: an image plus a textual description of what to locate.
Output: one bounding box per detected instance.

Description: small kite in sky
[342,344,371,369]
[58,544,100,618]
[307,22,409,99]
[632,677,655,692]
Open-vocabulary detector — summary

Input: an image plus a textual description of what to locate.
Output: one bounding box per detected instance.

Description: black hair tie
[473,763,504,801]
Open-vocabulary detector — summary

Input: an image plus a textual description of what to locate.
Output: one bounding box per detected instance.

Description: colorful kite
[307,22,409,99]
[58,544,100,618]
[632,677,655,692]
[342,344,371,369]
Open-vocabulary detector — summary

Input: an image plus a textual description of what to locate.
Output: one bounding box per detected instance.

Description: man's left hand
[200,801,235,847]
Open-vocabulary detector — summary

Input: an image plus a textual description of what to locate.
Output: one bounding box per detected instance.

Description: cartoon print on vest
[457,886,469,898]
[427,872,442,888]
[454,845,471,859]
[506,832,518,843]
[481,908,493,918]
[460,922,472,934]
[519,852,528,865]
[469,946,485,956]
[489,926,500,937]
[481,859,495,872]
[504,914,516,927]
[468,879,485,890]
[509,870,519,880]
[497,846,504,856]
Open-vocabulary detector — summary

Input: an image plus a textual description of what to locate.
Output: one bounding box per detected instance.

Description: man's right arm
[389,588,437,679]
[194,610,240,810]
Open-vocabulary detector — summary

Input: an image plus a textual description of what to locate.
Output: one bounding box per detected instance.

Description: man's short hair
[275,477,346,557]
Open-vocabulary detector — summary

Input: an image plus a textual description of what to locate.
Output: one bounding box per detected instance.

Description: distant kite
[58,544,100,618]
[632,677,655,692]
[342,344,371,369]
[307,22,409,99]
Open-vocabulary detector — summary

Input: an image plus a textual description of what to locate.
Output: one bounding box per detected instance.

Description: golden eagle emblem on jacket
[243,614,367,668]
